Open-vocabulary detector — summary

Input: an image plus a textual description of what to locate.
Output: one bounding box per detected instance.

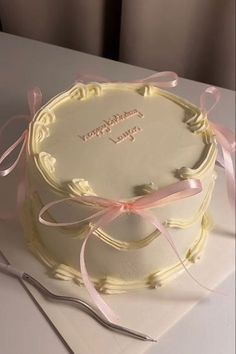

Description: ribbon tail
[0,88,42,219]
[135,210,223,294]
[80,207,122,323]
[39,201,122,322]
[80,236,117,322]
[0,132,27,177]
[212,126,235,212]
[210,121,236,152]
[28,87,43,118]
[216,154,225,168]
[220,145,235,212]
[16,153,28,214]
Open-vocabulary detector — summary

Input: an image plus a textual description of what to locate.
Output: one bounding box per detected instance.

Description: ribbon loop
[0,87,42,219]
[0,129,28,177]
[200,86,221,115]
[132,179,202,209]
[200,86,235,211]
[76,71,178,88]
[0,87,42,178]
[134,71,178,88]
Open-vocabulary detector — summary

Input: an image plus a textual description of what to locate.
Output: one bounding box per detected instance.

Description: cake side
[22,202,212,293]
[21,83,218,293]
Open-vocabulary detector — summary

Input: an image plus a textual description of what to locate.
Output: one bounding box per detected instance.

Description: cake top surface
[29,83,208,199]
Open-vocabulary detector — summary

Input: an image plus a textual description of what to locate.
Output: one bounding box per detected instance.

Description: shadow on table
[213,225,235,239]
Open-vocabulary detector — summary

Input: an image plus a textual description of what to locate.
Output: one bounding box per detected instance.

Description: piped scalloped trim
[29,172,215,251]
[177,143,217,179]
[21,198,212,294]
[28,83,217,198]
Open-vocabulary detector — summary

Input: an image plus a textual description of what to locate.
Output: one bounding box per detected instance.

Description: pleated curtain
[0,0,235,89]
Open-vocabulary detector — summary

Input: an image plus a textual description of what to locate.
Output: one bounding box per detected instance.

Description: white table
[0,33,235,354]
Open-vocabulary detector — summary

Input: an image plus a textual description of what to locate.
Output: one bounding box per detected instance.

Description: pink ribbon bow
[39,178,219,323]
[0,88,42,218]
[76,70,179,88]
[200,86,235,211]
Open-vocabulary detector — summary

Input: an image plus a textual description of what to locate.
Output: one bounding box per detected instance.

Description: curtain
[0,0,235,89]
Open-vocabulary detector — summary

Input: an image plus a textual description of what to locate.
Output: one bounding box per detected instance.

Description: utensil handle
[0,262,24,278]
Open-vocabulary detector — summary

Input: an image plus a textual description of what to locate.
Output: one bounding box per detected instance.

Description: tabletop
[0,32,235,354]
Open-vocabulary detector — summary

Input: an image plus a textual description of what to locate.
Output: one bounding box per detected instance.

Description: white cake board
[0,168,235,354]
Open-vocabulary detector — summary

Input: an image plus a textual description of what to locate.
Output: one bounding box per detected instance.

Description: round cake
[22,82,217,294]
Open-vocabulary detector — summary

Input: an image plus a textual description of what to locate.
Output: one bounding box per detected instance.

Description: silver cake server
[0,262,157,342]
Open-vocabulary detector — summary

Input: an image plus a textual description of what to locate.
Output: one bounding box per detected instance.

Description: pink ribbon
[1,78,230,322]
[0,87,42,219]
[39,178,220,323]
[76,71,178,88]
[200,86,235,211]
[1,72,177,184]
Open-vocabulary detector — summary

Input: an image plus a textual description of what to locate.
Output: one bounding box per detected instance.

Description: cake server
[0,262,157,342]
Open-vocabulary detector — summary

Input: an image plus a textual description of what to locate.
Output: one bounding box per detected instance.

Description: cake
[21,81,217,295]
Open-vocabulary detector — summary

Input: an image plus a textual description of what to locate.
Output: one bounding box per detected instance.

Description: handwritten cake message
[78,109,144,144]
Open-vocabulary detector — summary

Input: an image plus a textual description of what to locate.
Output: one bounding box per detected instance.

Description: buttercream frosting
[21,82,217,293]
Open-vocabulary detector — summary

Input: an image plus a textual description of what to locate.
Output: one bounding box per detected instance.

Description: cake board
[0,167,235,354]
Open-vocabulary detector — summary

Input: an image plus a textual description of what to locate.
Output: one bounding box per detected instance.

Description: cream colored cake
[22,82,217,294]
